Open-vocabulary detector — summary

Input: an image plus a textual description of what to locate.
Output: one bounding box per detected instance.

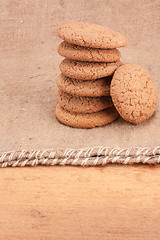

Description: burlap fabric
[0,0,159,167]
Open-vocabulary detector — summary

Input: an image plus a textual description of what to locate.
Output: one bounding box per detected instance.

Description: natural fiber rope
[0,146,160,167]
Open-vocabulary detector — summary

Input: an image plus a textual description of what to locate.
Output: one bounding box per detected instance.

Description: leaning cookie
[57,90,113,114]
[59,59,122,80]
[56,74,111,97]
[58,41,121,62]
[57,22,126,49]
[56,104,119,128]
[110,63,157,124]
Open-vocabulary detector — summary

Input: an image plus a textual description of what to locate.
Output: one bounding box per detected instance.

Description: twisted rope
[0,146,160,167]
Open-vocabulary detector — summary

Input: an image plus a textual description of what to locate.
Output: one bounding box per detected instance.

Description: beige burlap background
[0,0,160,167]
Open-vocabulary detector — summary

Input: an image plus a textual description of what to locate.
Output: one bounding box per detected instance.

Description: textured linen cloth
[0,0,159,166]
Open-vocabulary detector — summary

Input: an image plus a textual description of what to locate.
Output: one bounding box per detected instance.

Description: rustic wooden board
[0,165,160,239]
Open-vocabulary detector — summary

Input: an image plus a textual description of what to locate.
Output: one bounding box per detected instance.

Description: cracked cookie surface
[56,104,119,128]
[58,41,121,62]
[57,22,126,49]
[56,74,111,97]
[57,90,113,114]
[59,59,122,80]
[110,63,157,124]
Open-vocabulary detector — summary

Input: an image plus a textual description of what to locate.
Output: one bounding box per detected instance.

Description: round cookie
[56,104,119,128]
[56,74,111,97]
[110,63,157,124]
[58,41,121,62]
[57,90,113,114]
[59,59,122,80]
[57,22,127,49]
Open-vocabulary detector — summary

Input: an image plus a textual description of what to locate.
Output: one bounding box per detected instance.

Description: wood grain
[0,165,160,239]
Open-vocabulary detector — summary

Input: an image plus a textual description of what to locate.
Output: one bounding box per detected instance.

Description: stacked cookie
[56,22,127,128]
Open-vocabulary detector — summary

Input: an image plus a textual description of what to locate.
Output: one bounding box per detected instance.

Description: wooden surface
[0,165,160,239]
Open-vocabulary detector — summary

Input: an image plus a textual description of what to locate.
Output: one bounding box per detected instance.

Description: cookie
[58,41,121,62]
[110,63,157,124]
[56,104,119,128]
[56,74,111,97]
[57,22,127,49]
[59,59,122,80]
[57,90,113,114]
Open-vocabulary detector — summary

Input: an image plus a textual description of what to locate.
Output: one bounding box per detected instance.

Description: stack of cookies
[56,22,127,128]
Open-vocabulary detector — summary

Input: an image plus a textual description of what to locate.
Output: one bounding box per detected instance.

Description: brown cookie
[56,74,111,97]
[57,22,127,49]
[57,90,113,114]
[58,41,121,62]
[110,63,158,124]
[59,59,122,80]
[56,104,119,128]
